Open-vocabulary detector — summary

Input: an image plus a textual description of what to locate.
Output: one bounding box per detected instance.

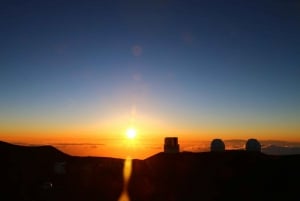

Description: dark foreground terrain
[1,141,299,201]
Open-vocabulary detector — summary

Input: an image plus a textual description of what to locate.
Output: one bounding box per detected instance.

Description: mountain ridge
[1,140,300,201]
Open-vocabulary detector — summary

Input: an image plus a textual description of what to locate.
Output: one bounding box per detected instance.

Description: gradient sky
[1,0,300,144]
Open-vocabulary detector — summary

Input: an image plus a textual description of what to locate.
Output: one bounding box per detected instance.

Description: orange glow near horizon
[1,105,300,145]
[1,126,300,143]
[1,121,300,159]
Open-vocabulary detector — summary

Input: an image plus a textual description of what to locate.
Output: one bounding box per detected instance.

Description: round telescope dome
[210,139,225,152]
[245,138,261,152]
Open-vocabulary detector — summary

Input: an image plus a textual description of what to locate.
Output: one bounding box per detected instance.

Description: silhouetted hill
[132,151,300,201]
[0,141,68,159]
[0,141,299,201]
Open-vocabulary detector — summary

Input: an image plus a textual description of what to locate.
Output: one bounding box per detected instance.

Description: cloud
[262,145,300,155]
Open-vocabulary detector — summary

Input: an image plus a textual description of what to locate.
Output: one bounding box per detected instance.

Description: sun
[126,128,137,139]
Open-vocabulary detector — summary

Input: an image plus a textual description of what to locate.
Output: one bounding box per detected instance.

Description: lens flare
[118,157,132,201]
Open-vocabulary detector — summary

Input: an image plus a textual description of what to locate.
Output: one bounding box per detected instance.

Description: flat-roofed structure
[164,137,180,153]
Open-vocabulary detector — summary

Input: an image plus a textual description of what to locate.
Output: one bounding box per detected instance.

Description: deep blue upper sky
[1,0,300,140]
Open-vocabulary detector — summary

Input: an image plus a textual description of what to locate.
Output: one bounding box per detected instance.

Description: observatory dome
[210,139,225,152]
[245,138,261,152]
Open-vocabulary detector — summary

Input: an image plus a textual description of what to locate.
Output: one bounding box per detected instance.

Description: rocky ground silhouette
[1,141,299,201]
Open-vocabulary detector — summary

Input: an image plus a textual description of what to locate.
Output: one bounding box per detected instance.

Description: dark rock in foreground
[0,141,299,201]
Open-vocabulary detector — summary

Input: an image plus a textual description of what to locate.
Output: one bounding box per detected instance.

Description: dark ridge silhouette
[1,141,300,201]
[0,141,123,201]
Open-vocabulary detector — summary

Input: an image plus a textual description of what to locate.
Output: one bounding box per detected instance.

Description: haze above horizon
[1,1,300,149]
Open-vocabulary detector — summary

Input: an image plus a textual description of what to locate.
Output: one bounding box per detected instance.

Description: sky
[1,0,300,149]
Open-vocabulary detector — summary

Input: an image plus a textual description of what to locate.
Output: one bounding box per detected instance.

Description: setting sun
[126,128,137,139]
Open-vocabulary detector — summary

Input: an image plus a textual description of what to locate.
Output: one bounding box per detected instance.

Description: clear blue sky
[1,0,300,141]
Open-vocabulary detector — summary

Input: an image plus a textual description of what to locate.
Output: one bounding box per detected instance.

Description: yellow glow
[126,128,137,139]
[118,157,132,201]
